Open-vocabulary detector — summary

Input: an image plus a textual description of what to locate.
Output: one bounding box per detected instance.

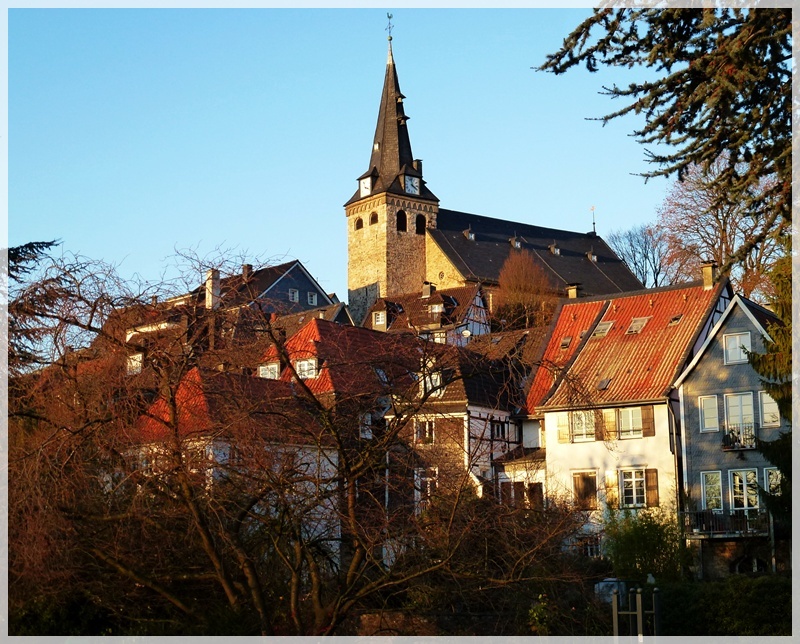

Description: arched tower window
[415,214,426,235]
[396,210,407,232]
[355,217,364,230]
[369,212,378,225]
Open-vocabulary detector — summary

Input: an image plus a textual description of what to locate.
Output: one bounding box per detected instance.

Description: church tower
[345,36,438,325]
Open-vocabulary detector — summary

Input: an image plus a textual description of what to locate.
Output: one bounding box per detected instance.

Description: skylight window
[597,378,611,391]
[626,317,650,334]
[668,314,683,326]
[591,321,613,339]
[560,336,572,349]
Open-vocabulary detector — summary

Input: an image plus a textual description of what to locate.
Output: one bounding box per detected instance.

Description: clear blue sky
[9,7,673,300]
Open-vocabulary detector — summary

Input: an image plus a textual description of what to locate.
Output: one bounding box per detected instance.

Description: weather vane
[386,13,394,40]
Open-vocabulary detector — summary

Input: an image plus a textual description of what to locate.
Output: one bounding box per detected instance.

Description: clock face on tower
[404,176,420,195]
[360,178,372,197]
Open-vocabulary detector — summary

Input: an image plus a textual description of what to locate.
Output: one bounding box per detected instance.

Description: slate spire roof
[347,38,437,204]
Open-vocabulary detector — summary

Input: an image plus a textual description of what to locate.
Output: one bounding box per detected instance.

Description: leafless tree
[495,250,557,329]
[606,224,687,289]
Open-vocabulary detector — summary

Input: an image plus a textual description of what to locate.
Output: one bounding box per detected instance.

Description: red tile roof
[537,281,728,411]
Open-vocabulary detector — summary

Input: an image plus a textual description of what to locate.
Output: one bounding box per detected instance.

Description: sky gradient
[10,7,674,300]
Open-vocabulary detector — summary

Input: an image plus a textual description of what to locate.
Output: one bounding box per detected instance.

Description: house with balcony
[521,270,731,555]
[673,294,790,578]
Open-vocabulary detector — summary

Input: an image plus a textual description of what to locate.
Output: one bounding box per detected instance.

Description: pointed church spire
[348,30,436,204]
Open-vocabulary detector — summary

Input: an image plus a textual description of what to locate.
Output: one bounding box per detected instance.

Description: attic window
[591,321,613,339]
[258,363,280,380]
[626,317,650,334]
[429,303,445,314]
[373,310,386,326]
[510,236,522,249]
[549,244,560,256]
[288,288,299,303]
[463,228,475,241]
[587,251,598,262]
[295,358,317,380]
[307,292,317,306]
[597,378,611,391]
[560,336,572,349]
[668,314,683,326]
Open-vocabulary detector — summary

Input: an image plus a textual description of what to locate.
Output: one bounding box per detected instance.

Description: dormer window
[626,317,650,334]
[258,363,280,380]
[510,236,522,249]
[373,310,386,326]
[549,243,560,256]
[587,251,598,262]
[591,321,613,339]
[295,358,317,379]
[127,352,143,375]
[463,227,475,241]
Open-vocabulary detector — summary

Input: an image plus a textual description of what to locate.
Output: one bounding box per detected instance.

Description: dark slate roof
[363,284,482,333]
[428,209,644,296]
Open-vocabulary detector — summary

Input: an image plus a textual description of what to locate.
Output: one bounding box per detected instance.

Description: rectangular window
[701,471,722,510]
[620,469,646,508]
[730,469,759,509]
[360,413,373,440]
[414,467,437,513]
[415,419,435,444]
[126,352,143,375]
[765,468,781,496]
[572,471,597,510]
[373,311,386,326]
[759,391,780,427]
[572,411,595,442]
[288,288,299,303]
[491,420,507,440]
[526,482,544,509]
[307,292,317,306]
[618,407,643,438]
[626,317,650,334]
[724,392,755,448]
[723,332,751,364]
[433,331,446,344]
[591,321,613,339]
[699,395,720,432]
[422,371,443,397]
[295,359,317,379]
[258,363,280,379]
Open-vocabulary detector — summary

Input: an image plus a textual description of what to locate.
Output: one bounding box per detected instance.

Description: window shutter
[513,481,525,508]
[642,405,655,437]
[605,470,619,508]
[645,468,659,507]
[602,409,617,441]
[557,417,570,443]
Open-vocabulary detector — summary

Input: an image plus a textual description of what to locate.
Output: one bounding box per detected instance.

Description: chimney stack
[701,261,718,290]
[205,268,220,310]
[422,281,435,298]
[566,284,580,299]
[242,264,253,281]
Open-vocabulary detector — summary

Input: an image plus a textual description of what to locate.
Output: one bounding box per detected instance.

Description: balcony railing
[721,423,757,450]
[681,508,768,537]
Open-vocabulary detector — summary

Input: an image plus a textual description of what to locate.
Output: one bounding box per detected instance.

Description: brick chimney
[422,281,436,298]
[566,283,580,299]
[701,261,718,290]
[205,269,220,310]
[242,264,253,281]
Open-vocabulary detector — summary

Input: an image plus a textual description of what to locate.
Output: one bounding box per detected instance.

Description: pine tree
[539,9,791,278]
[747,236,791,525]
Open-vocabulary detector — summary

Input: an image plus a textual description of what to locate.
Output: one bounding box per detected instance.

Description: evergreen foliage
[539,9,791,277]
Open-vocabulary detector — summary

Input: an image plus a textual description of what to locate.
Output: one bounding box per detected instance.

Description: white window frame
[729,469,759,510]
[258,362,281,380]
[701,470,722,511]
[491,420,507,440]
[764,468,781,496]
[295,358,317,380]
[571,411,595,442]
[618,407,643,438]
[759,391,781,427]
[373,310,386,326]
[288,288,299,303]
[126,352,143,375]
[307,292,317,306]
[619,468,647,508]
[591,321,613,339]
[626,317,650,334]
[723,331,751,364]
[414,419,435,444]
[724,391,754,429]
[422,371,444,398]
[414,467,438,513]
[699,395,720,432]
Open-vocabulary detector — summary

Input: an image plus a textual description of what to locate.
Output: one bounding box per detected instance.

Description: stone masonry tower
[345,36,439,325]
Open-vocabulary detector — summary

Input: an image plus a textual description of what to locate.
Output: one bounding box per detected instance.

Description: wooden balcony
[721,423,757,451]
[682,509,768,538]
